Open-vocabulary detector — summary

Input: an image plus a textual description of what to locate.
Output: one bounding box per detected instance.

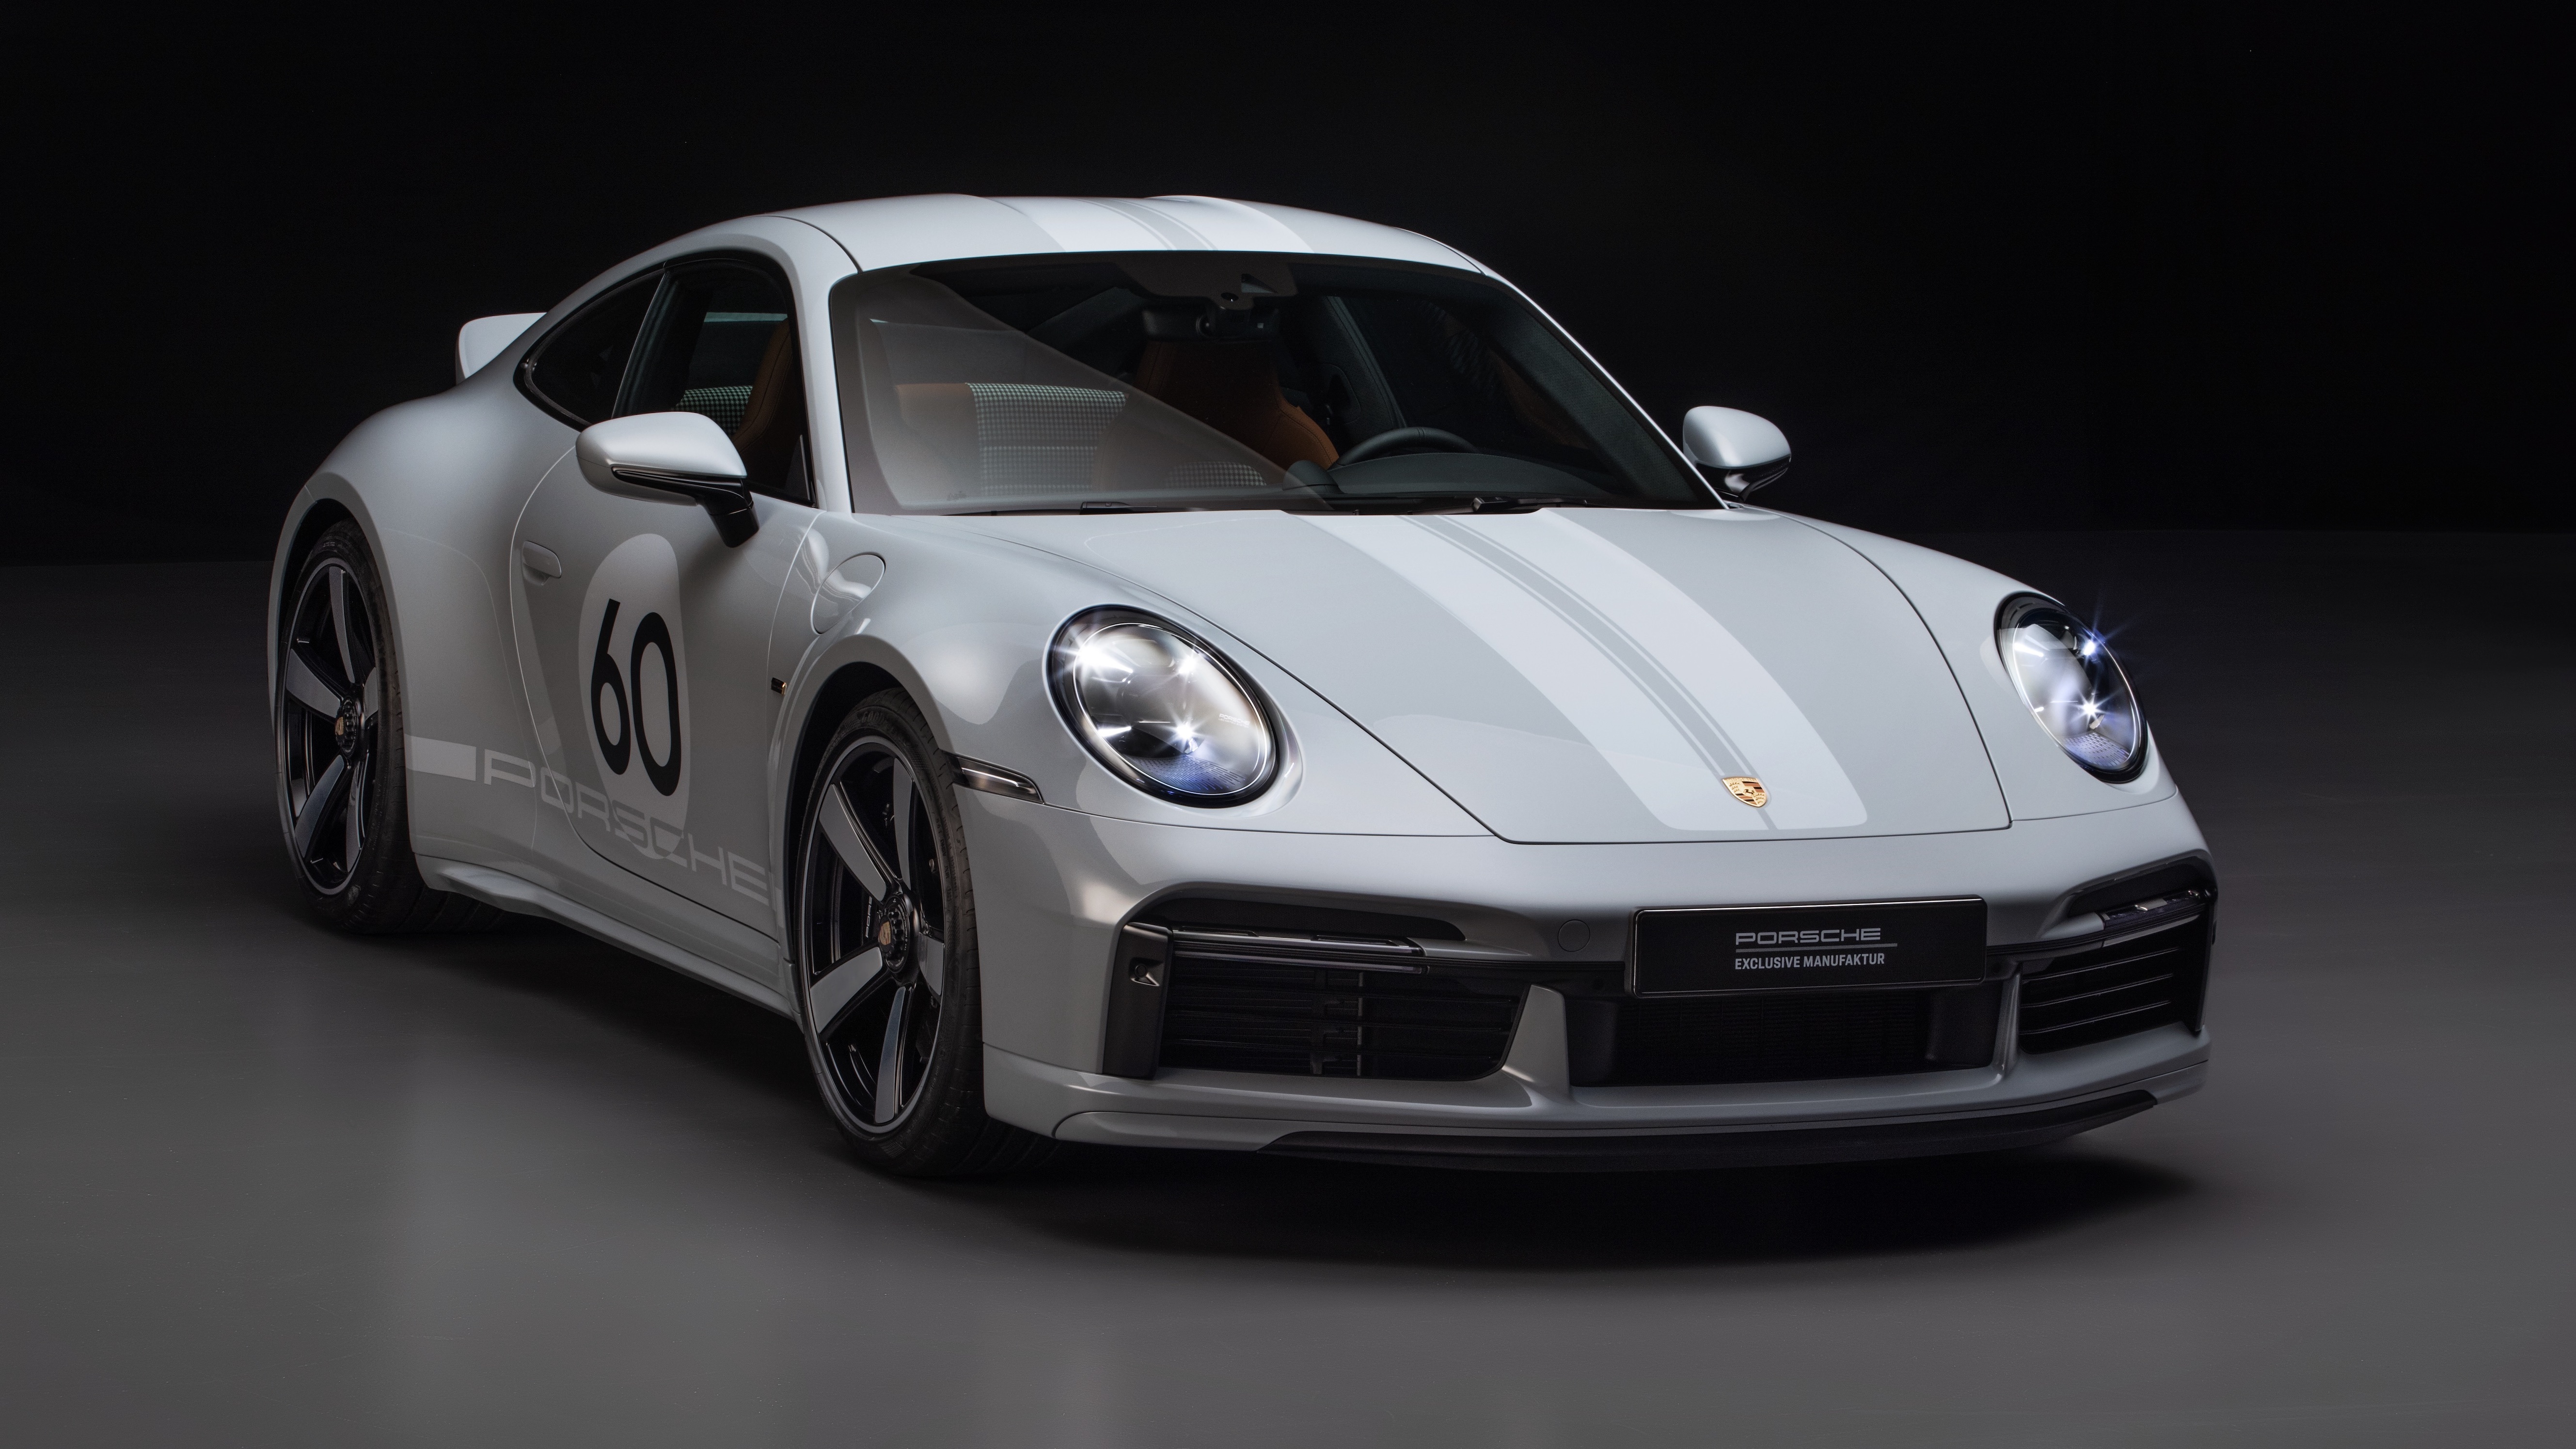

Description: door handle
[520,542,565,581]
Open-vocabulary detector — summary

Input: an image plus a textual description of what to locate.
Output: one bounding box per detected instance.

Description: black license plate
[1629,898,1988,996]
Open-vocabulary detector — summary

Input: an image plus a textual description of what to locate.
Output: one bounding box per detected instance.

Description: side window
[624,261,812,504]
[521,273,660,426]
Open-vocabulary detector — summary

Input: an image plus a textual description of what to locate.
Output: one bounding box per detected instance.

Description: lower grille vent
[1160,939,1521,1081]
[2017,916,2209,1054]
[1596,986,2000,1087]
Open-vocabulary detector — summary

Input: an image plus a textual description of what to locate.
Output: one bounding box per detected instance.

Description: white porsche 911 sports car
[270,194,2213,1175]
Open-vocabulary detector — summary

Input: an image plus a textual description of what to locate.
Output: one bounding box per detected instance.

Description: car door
[510,256,819,938]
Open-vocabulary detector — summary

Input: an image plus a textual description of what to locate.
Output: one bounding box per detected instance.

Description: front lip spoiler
[1258,1089,2156,1173]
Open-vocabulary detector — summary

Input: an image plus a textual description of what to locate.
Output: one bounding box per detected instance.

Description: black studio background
[2,3,2563,562]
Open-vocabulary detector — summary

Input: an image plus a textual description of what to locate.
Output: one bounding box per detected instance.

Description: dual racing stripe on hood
[996,507,2009,843]
[1302,512,1865,832]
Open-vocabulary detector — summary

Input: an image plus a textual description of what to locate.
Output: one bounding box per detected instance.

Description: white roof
[772,194,1487,275]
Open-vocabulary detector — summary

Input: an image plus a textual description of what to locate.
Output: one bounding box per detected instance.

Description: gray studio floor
[3,532,2569,1447]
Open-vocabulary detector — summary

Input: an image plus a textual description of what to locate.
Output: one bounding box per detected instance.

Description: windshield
[834,255,1715,514]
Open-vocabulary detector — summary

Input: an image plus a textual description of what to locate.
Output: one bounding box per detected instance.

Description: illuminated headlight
[1049,608,1279,805]
[1996,596,2148,781]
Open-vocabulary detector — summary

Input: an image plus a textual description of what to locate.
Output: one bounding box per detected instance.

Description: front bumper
[988,1015,2205,1159]
[962,789,2211,1160]
[1262,1090,2164,1172]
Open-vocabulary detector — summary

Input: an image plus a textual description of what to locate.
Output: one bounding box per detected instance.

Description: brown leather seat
[732,323,806,487]
[1133,341,1338,469]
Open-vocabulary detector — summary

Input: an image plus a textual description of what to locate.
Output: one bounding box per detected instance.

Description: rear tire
[276,521,504,934]
[790,689,1055,1177]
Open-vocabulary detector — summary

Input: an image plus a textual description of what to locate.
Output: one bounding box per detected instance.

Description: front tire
[275,522,501,933]
[791,690,1053,1177]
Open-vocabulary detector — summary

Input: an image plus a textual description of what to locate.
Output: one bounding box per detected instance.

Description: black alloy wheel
[794,692,1053,1176]
[280,551,380,895]
[275,522,501,933]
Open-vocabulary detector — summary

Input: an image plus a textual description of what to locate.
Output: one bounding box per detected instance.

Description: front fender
[1791,516,2181,822]
[765,512,1488,867]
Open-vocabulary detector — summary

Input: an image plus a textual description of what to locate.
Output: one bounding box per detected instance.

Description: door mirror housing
[575,412,759,546]
[1680,406,1792,496]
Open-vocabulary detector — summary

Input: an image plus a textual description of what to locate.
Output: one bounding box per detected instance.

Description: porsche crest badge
[1724,776,1769,808]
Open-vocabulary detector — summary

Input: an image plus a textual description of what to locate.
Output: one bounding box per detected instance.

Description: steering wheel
[1336,427,1476,466]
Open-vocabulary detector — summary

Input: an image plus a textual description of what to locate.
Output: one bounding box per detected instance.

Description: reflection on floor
[1,533,2569,1447]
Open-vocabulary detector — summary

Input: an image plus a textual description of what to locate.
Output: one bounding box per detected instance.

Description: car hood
[965,508,2009,843]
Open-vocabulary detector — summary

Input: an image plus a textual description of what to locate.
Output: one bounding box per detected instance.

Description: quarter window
[520,273,658,426]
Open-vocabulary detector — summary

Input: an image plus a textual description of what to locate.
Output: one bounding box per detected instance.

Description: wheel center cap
[334,701,362,757]
[876,894,911,968]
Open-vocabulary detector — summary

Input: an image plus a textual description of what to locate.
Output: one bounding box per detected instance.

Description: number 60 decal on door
[577,534,694,853]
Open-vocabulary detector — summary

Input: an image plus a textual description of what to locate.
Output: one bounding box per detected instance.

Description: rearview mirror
[575,412,759,546]
[1681,406,1792,496]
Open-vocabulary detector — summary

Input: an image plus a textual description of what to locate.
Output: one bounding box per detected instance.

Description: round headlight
[1049,609,1279,805]
[1996,596,2148,781]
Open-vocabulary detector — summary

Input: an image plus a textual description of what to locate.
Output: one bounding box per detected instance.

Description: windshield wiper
[962,495,1601,518]
[1280,464,1601,514]
[1299,493,1599,515]
[960,500,1185,516]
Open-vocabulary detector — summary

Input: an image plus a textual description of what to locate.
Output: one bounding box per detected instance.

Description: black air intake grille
[1159,934,1521,1081]
[1602,988,1996,1087]
[2017,915,2210,1054]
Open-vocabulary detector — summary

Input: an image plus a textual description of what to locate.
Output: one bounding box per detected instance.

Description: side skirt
[419,856,795,1017]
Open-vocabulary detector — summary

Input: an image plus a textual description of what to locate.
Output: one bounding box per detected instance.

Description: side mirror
[575,412,759,546]
[1680,406,1792,496]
